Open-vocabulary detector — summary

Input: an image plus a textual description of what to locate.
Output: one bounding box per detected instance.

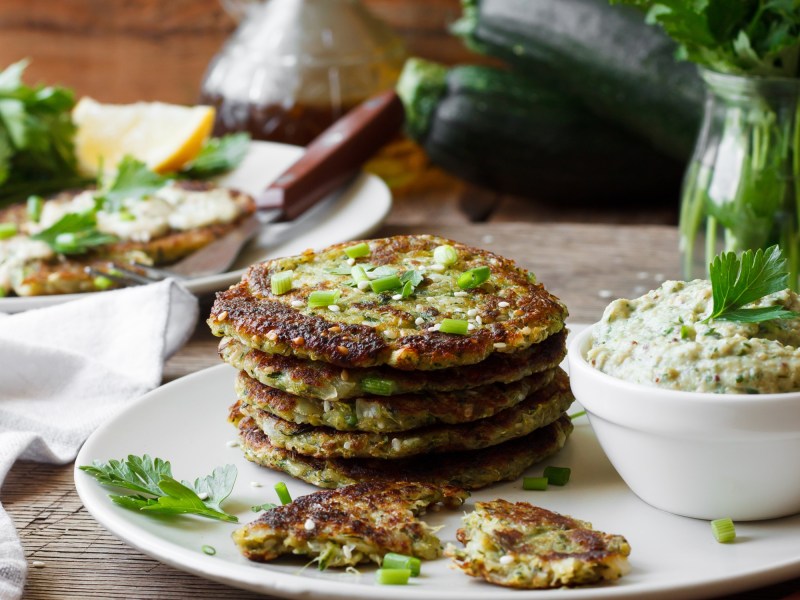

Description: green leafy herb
[612,0,800,77]
[251,502,278,512]
[180,133,250,179]
[30,209,117,254]
[704,245,799,323]
[99,155,170,211]
[79,454,238,523]
[0,60,88,206]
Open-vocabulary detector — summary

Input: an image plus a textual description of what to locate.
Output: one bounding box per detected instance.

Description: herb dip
[587,279,800,394]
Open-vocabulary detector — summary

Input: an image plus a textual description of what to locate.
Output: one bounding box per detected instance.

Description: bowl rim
[568,324,800,406]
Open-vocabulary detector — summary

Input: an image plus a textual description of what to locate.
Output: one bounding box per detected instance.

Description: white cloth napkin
[0,280,198,600]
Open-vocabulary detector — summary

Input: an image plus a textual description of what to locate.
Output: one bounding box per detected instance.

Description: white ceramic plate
[74,326,800,599]
[1,140,392,313]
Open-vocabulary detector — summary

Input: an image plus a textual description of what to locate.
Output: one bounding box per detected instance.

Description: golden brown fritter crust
[236,369,574,459]
[219,329,567,400]
[232,481,468,565]
[234,367,557,432]
[446,500,631,588]
[234,413,573,490]
[208,235,567,370]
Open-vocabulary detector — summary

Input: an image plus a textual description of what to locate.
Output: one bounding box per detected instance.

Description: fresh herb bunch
[80,454,239,522]
[0,60,88,206]
[612,0,800,77]
[704,245,799,323]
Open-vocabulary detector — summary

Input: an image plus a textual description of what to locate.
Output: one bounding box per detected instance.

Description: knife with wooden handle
[257,89,405,221]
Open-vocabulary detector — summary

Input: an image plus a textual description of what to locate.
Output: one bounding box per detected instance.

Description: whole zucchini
[454,0,704,160]
[397,58,683,202]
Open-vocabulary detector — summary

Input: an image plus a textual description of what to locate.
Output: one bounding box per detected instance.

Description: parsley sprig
[704,245,799,323]
[80,454,238,523]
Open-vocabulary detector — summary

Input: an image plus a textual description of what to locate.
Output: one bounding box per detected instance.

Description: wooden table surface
[4,222,799,599]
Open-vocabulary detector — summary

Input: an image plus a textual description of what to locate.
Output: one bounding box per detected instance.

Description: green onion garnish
[400,280,414,299]
[93,276,114,291]
[680,324,694,339]
[457,266,490,290]
[439,318,469,335]
[251,502,278,512]
[711,518,736,543]
[433,244,458,267]
[361,377,395,396]
[274,481,292,505]
[271,270,294,295]
[351,265,369,286]
[543,466,571,486]
[308,289,341,308]
[0,223,18,240]
[522,476,548,491]
[53,232,79,252]
[569,410,586,420]
[0,288,7,298]
[27,195,43,223]
[344,242,371,259]
[383,553,421,576]
[201,545,216,555]
[370,274,402,293]
[375,568,411,585]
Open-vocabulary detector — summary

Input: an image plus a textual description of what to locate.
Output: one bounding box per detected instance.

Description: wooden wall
[0,0,481,102]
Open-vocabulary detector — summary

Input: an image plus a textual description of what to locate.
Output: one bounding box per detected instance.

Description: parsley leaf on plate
[99,155,170,211]
[80,454,239,523]
[704,245,799,323]
[181,132,251,179]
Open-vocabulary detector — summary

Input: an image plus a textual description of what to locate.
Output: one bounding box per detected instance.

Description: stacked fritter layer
[210,234,574,490]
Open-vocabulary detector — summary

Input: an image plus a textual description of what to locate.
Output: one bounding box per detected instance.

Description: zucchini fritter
[219,329,567,400]
[236,369,573,459]
[446,500,631,588]
[234,413,574,490]
[234,367,556,432]
[233,480,468,567]
[209,235,567,370]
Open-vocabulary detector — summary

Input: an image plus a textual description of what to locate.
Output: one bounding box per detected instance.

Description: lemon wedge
[72,97,216,176]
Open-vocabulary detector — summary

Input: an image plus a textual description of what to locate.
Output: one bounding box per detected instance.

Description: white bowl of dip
[568,325,800,521]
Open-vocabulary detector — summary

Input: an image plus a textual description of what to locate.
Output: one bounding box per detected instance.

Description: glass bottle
[679,69,800,288]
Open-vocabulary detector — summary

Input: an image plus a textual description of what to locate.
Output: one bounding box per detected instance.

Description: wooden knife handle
[257,90,405,220]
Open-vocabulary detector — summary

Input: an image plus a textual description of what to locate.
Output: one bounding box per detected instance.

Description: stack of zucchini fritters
[209,235,574,490]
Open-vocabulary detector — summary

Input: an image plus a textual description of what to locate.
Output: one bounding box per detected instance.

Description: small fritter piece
[209,235,567,370]
[235,413,573,490]
[219,329,567,401]
[234,368,556,432]
[232,481,468,567]
[236,369,573,459]
[445,500,631,589]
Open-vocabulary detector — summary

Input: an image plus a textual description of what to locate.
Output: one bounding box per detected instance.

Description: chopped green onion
[543,466,571,486]
[370,274,402,293]
[400,280,414,299]
[274,481,292,505]
[439,318,468,335]
[271,270,294,295]
[569,410,586,420]
[27,195,44,223]
[383,553,421,576]
[433,244,458,266]
[351,265,369,285]
[711,518,736,543]
[251,502,278,512]
[201,545,216,555]
[522,476,548,491]
[308,289,341,308]
[361,377,395,396]
[344,242,370,259]
[0,288,7,298]
[119,209,136,222]
[93,276,114,291]
[680,324,694,339]
[457,266,490,290]
[54,232,79,251]
[375,568,411,585]
[0,223,18,240]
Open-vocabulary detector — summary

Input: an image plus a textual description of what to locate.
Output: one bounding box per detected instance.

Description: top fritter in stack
[209,235,574,490]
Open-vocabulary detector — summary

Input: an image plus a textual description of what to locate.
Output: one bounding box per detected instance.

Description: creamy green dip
[587,279,800,394]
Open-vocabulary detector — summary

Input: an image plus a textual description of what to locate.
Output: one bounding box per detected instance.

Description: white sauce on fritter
[588,279,800,393]
[0,236,54,293]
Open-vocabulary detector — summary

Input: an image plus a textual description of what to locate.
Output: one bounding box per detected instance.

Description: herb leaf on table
[704,245,799,323]
[80,454,239,523]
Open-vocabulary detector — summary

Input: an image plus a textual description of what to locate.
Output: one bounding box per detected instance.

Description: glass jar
[200,0,406,146]
[679,69,800,289]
